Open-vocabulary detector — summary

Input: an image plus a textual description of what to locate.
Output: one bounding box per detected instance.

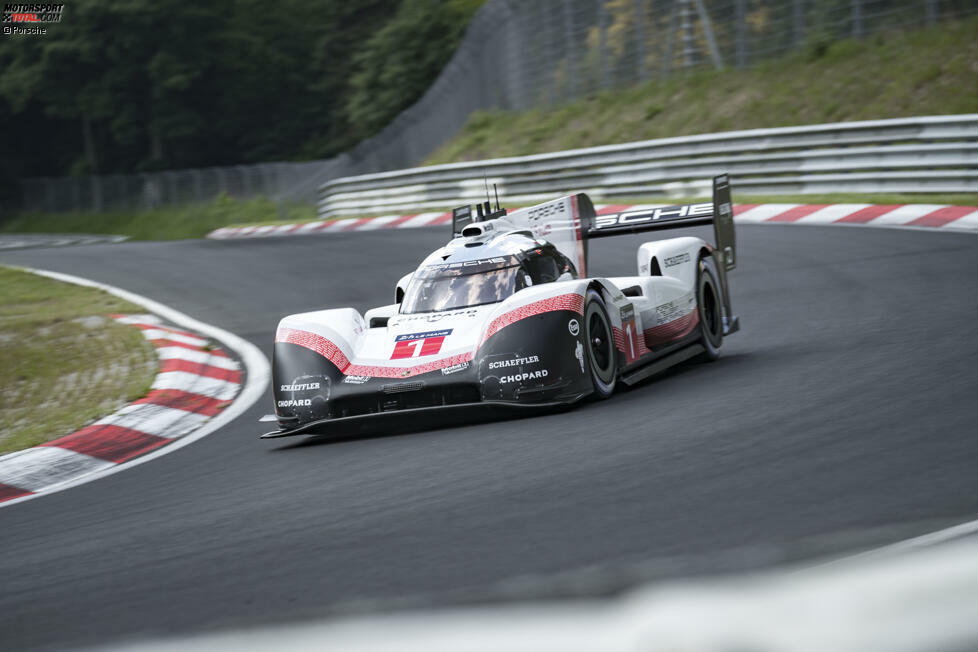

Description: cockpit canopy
[400,245,576,314]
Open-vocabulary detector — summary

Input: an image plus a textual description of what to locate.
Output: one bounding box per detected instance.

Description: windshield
[401,257,525,314]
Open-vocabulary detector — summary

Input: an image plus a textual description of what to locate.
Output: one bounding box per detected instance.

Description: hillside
[426,17,978,164]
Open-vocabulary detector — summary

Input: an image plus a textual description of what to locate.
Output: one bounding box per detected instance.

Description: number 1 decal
[619,305,639,364]
[390,329,453,360]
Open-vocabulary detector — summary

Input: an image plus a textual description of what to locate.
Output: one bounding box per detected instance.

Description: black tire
[583,288,617,398]
[697,257,724,361]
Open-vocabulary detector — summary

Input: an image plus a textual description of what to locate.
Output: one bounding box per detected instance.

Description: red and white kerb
[0,314,242,504]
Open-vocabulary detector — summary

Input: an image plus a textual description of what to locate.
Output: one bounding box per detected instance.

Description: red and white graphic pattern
[0,314,242,503]
[642,311,700,348]
[208,203,978,240]
[346,353,475,379]
[276,325,473,379]
[276,326,351,371]
[482,293,584,343]
[613,324,653,361]
[613,308,699,357]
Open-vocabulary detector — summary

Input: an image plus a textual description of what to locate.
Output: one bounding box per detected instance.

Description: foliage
[0,0,483,204]
[345,0,484,139]
[426,16,978,164]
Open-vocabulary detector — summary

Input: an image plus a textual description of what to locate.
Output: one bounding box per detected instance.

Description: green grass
[0,266,158,454]
[0,194,316,241]
[426,18,978,164]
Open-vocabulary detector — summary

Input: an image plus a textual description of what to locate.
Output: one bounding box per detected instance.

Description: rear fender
[637,236,706,290]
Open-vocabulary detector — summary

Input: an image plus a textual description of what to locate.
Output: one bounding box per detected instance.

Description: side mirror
[395,271,413,304]
[364,304,399,328]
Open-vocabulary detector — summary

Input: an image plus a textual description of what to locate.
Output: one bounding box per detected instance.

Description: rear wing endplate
[584,174,736,272]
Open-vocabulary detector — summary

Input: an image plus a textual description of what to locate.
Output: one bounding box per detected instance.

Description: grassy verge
[426,17,978,163]
[0,266,158,455]
[0,195,316,241]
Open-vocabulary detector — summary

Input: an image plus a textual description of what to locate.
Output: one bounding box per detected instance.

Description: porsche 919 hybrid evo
[260,174,739,438]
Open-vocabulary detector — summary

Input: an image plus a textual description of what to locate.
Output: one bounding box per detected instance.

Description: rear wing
[585,174,736,271]
[450,174,735,278]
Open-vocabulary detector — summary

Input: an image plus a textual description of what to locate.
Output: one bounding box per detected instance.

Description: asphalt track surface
[1,224,977,651]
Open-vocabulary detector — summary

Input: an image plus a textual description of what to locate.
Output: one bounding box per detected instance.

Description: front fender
[474,282,593,403]
[272,308,365,423]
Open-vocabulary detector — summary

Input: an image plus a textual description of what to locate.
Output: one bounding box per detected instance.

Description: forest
[0,0,483,201]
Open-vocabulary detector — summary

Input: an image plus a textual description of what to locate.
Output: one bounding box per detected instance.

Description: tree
[346,0,484,139]
[0,0,485,201]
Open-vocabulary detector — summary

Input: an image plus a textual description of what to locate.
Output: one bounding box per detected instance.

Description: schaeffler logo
[3,3,63,35]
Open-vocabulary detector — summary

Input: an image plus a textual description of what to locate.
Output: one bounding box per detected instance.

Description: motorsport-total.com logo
[2,3,63,36]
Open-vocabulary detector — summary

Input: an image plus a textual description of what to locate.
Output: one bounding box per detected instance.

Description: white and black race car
[261,175,739,438]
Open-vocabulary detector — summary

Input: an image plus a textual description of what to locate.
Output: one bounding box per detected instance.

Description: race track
[1,224,977,651]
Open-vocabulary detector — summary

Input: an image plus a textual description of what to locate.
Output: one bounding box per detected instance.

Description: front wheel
[583,289,617,398]
[697,257,724,361]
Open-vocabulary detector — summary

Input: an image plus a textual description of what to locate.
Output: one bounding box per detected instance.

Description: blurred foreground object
[103,527,978,652]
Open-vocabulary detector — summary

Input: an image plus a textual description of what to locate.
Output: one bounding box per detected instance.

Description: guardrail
[319,115,978,218]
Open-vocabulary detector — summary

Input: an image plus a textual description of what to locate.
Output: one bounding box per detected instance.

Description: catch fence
[18,0,978,215]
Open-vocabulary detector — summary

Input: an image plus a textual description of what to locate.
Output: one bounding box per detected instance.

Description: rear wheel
[584,289,617,398]
[697,257,724,361]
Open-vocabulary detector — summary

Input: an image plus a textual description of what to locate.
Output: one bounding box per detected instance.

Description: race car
[260,174,739,438]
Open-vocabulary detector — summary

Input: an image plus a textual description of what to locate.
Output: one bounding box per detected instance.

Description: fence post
[692,0,723,69]
[851,0,863,38]
[236,166,248,198]
[563,0,577,97]
[165,172,175,205]
[925,0,937,25]
[259,165,272,197]
[680,0,695,69]
[793,0,805,46]
[634,0,647,82]
[662,0,679,77]
[72,177,81,213]
[122,175,131,211]
[191,168,204,201]
[43,179,53,213]
[90,176,103,213]
[216,168,228,198]
[598,0,609,88]
[140,174,153,211]
[252,165,263,198]
[542,0,555,104]
[735,0,746,68]
[499,1,518,109]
